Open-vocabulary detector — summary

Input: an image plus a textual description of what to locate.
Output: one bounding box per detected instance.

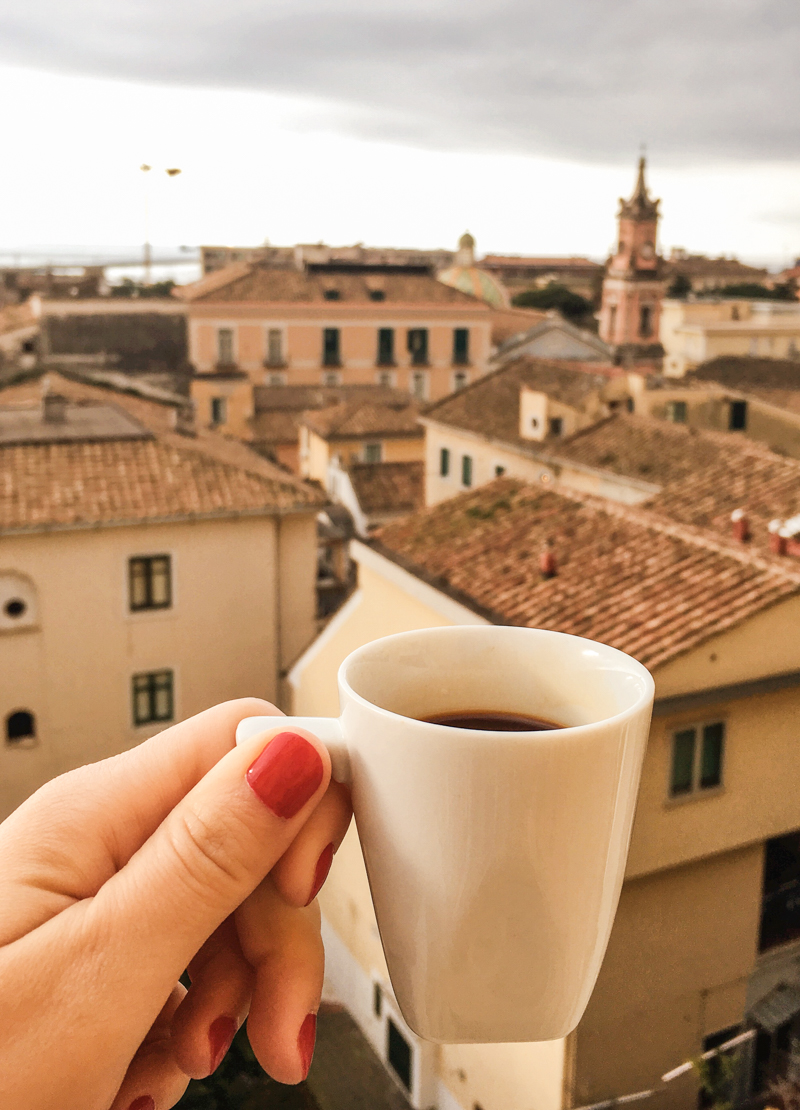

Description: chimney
[768,519,787,556]
[42,393,68,425]
[539,540,557,580]
[730,508,750,543]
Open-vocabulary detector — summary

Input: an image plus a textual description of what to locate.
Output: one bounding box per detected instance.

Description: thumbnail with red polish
[247,731,324,819]
[298,1012,317,1078]
[306,842,334,906]
[209,1015,237,1073]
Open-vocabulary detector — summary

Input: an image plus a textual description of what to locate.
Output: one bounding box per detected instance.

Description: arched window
[6,710,35,744]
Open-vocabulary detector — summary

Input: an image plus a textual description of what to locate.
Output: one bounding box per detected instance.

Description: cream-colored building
[299,396,424,486]
[660,299,800,377]
[289,472,800,1110]
[0,395,322,821]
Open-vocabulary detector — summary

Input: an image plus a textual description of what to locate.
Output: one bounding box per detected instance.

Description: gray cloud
[0,0,797,164]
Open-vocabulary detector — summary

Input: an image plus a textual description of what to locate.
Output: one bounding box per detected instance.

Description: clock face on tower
[639,242,655,260]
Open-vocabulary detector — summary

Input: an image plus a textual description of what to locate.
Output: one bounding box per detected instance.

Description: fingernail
[128,1098,155,1110]
[246,732,324,819]
[298,1012,317,1078]
[306,842,334,906]
[209,1015,237,1074]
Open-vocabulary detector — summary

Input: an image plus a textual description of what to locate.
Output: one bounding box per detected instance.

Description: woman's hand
[0,698,352,1110]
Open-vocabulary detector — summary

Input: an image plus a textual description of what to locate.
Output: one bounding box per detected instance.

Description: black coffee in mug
[423,710,564,731]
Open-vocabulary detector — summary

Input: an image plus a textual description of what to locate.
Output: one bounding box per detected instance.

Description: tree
[667,273,692,298]
[511,282,594,322]
[111,277,176,299]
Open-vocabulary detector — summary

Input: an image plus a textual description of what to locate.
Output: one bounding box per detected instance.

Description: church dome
[437,265,509,308]
[437,231,510,308]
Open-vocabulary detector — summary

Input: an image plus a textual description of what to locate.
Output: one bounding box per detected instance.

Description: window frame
[377,328,395,366]
[439,447,450,478]
[363,442,383,464]
[729,400,748,431]
[132,669,175,728]
[210,396,227,426]
[410,369,428,401]
[667,719,726,801]
[666,400,687,424]
[265,327,284,367]
[216,326,235,366]
[407,328,429,366]
[461,454,473,488]
[322,327,341,367]
[128,555,172,613]
[453,328,470,365]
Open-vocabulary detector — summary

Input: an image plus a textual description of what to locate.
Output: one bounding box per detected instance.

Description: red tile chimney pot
[730,508,749,543]
[768,519,787,556]
[540,541,557,580]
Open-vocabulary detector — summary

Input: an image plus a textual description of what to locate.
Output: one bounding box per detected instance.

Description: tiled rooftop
[302,398,422,440]
[178,263,490,307]
[688,356,800,415]
[0,401,150,445]
[348,461,424,515]
[0,431,322,533]
[373,479,800,670]
[423,357,611,444]
[253,384,409,414]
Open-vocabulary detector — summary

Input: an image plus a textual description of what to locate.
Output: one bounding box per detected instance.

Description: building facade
[660,298,800,377]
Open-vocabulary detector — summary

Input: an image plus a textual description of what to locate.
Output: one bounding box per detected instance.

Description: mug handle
[235,715,352,786]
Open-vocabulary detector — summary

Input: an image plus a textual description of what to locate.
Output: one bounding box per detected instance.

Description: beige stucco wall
[576,844,762,1110]
[660,300,800,376]
[302,428,424,483]
[0,372,181,434]
[191,377,253,438]
[0,511,317,820]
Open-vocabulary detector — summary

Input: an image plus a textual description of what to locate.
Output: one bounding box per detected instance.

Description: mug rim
[337,625,655,737]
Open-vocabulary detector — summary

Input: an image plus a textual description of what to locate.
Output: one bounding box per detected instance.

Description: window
[666,400,687,423]
[731,306,740,321]
[608,305,617,336]
[440,447,450,477]
[217,328,234,365]
[453,370,468,391]
[370,289,386,302]
[462,455,473,487]
[549,417,563,437]
[377,328,394,365]
[129,555,171,612]
[323,288,340,301]
[495,465,506,477]
[373,982,383,1017]
[323,328,341,366]
[267,371,287,387]
[376,369,395,388]
[669,721,725,798]
[6,710,35,744]
[453,328,470,365]
[266,329,283,366]
[322,370,341,386]
[387,1018,412,1091]
[411,370,428,401]
[760,831,800,951]
[729,400,748,431]
[132,670,174,727]
[639,305,653,338]
[210,397,227,426]
[363,443,382,463]
[407,328,429,366]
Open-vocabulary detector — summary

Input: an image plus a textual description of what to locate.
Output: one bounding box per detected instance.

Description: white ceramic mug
[236,626,654,1044]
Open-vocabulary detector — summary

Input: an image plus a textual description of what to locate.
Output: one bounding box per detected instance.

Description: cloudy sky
[0,0,797,270]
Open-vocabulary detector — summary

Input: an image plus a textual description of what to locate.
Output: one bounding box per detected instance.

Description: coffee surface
[423,710,564,731]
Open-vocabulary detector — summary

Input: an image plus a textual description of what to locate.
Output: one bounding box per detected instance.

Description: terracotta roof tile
[424,357,610,444]
[178,264,489,307]
[0,436,321,533]
[348,461,424,515]
[302,398,422,440]
[373,479,800,670]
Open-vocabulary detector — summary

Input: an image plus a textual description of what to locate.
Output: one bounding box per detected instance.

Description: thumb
[90,726,330,989]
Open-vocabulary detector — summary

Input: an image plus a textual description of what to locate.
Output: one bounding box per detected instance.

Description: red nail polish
[306,842,334,906]
[209,1015,237,1073]
[298,1012,317,1078]
[128,1098,155,1110]
[246,732,324,819]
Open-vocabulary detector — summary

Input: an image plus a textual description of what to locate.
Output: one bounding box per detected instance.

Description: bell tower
[599,157,665,356]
